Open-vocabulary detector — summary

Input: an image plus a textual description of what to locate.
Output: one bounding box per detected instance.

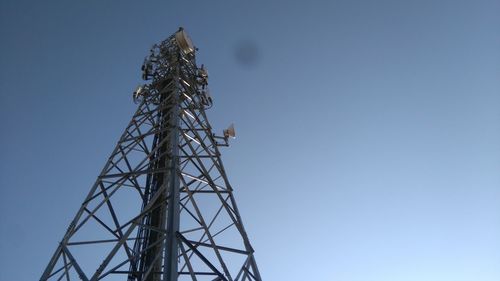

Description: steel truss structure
[40,28,262,281]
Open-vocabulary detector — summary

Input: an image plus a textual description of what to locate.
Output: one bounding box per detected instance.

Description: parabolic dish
[175,29,195,55]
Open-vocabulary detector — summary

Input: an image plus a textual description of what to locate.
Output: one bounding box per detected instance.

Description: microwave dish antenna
[175,28,195,55]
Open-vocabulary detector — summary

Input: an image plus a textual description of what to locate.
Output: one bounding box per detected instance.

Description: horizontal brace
[99,168,170,179]
[108,270,163,275]
[186,240,249,255]
[66,237,141,246]
[181,189,229,194]
[179,271,218,275]
[179,154,220,158]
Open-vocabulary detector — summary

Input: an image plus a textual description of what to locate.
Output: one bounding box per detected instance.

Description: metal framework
[40,28,262,281]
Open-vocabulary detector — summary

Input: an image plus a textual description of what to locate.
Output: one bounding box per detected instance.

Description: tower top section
[134,27,213,109]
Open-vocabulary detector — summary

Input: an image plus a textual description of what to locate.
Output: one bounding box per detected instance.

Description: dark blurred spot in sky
[233,40,260,68]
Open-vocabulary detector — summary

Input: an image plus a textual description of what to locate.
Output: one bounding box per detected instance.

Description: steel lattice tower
[40,28,262,281]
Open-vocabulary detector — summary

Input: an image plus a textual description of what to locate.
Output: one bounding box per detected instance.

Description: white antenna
[223,123,236,139]
[175,28,195,55]
[132,85,146,104]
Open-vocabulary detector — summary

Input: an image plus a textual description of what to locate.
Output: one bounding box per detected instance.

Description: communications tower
[40,28,262,281]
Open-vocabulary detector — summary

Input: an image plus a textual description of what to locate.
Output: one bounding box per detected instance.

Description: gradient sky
[1,0,499,280]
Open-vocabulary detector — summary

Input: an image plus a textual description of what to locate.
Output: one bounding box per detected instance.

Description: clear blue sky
[1,0,499,280]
